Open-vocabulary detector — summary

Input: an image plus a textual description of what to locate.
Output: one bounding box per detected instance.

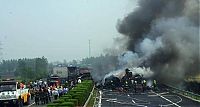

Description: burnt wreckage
[103,69,149,92]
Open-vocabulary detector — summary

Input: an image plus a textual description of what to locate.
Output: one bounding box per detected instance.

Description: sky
[0,0,138,62]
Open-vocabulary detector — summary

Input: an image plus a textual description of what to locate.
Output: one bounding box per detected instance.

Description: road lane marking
[149,92,169,97]
[159,92,169,95]
[129,96,150,104]
[27,102,35,107]
[132,100,136,103]
[98,90,102,107]
[128,94,136,103]
[160,95,182,107]
[103,91,149,107]
[108,100,147,107]
[152,91,181,107]
[106,98,117,101]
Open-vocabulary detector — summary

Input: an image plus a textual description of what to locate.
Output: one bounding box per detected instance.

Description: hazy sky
[0,0,138,62]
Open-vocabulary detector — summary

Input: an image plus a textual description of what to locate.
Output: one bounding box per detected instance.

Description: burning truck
[102,67,154,92]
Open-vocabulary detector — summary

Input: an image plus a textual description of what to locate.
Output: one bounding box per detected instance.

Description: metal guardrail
[166,85,200,101]
[93,97,98,107]
[93,90,102,107]
[92,91,97,107]
[83,85,95,107]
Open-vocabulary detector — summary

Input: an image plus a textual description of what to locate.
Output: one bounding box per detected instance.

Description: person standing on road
[40,88,45,104]
[47,87,52,102]
[134,80,137,93]
[58,86,63,98]
[142,80,146,92]
[78,78,82,83]
[41,88,46,104]
[52,88,59,100]
[153,80,157,91]
[35,90,40,105]
[18,95,23,107]
[63,87,68,95]
[48,87,52,102]
[44,88,49,104]
[70,81,74,88]
[30,88,34,100]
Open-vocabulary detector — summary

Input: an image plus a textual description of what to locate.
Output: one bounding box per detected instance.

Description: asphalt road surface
[101,89,200,107]
[24,96,54,107]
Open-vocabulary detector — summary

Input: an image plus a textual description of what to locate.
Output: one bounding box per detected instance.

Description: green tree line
[0,57,48,81]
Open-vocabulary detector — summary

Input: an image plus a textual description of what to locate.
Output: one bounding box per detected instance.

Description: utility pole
[89,40,91,58]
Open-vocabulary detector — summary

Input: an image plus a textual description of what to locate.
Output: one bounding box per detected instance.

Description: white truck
[0,79,30,107]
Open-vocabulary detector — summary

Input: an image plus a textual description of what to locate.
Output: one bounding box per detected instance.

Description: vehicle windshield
[0,84,16,92]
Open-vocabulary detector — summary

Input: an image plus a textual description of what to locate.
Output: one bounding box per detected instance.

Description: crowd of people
[29,81,69,105]
[25,76,83,105]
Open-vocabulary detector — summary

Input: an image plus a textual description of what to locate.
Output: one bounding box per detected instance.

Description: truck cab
[0,79,30,107]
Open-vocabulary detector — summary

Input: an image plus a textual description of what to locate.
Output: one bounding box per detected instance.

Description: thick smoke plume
[117,0,199,85]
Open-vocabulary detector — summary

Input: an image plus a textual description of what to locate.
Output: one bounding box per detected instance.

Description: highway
[101,89,200,107]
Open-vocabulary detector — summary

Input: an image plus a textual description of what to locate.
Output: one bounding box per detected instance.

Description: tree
[35,57,48,79]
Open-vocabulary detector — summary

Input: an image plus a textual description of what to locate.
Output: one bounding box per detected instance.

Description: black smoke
[117,0,199,85]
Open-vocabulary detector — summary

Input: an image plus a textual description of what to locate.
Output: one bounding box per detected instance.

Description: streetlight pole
[89,40,91,58]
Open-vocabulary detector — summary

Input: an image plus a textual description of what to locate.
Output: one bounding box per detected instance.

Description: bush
[76,93,87,106]
[66,99,78,106]
[74,96,84,106]
[56,80,93,106]
[61,95,72,100]
[58,102,74,107]
[61,96,71,99]
[60,97,68,102]
[47,103,59,107]
[53,99,64,103]
[62,95,72,98]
